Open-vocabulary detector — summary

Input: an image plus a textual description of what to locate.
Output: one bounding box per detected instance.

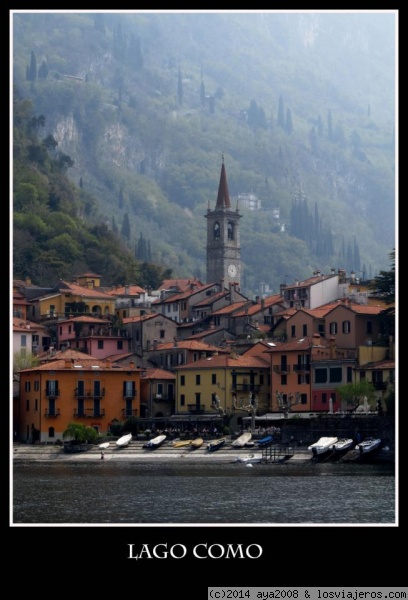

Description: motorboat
[235,454,261,464]
[231,432,252,447]
[355,437,382,454]
[172,439,192,448]
[143,434,167,449]
[189,437,204,449]
[98,442,110,449]
[116,433,132,447]
[308,436,338,456]
[207,437,226,451]
[257,435,273,447]
[330,438,354,452]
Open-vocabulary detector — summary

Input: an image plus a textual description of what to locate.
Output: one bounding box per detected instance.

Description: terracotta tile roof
[193,290,229,307]
[153,282,216,304]
[13,317,46,331]
[142,368,176,380]
[211,301,249,316]
[185,327,226,339]
[105,285,146,296]
[122,313,168,324]
[148,340,228,352]
[232,294,284,316]
[57,315,110,324]
[175,353,269,370]
[363,360,395,370]
[57,280,114,299]
[158,278,205,292]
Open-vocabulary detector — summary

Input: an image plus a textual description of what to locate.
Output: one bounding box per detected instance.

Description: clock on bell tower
[205,157,242,287]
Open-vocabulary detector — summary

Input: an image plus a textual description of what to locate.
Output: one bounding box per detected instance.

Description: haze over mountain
[12,10,396,296]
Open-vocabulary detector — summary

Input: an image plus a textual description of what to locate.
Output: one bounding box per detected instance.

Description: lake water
[11,461,396,526]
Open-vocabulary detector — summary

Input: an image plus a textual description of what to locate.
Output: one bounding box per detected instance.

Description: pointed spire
[216,154,231,209]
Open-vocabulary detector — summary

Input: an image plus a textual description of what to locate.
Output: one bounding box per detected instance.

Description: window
[123,381,135,397]
[347,367,353,383]
[125,398,133,416]
[366,321,373,334]
[97,340,104,349]
[26,399,29,411]
[48,427,55,438]
[68,325,72,334]
[21,334,27,347]
[25,381,31,392]
[94,380,102,396]
[281,375,287,385]
[331,393,336,404]
[329,322,337,335]
[359,370,366,380]
[259,374,264,385]
[300,394,307,405]
[196,374,201,385]
[157,383,163,396]
[302,324,308,336]
[180,375,185,386]
[34,380,39,391]
[342,320,350,334]
[117,340,123,350]
[77,398,84,416]
[291,325,296,338]
[227,221,234,240]
[329,367,342,383]
[160,329,165,339]
[180,394,185,406]
[214,222,220,240]
[315,368,327,383]
[35,398,38,411]
[322,393,327,403]
[212,374,216,384]
[318,323,325,335]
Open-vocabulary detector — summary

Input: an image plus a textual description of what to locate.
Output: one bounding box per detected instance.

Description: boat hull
[355,438,381,454]
[207,438,226,451]
[143,434,167,449]
[231,432,252,447]
[116,434,132,447]
[308,437,338,456]
[330,438,354,452]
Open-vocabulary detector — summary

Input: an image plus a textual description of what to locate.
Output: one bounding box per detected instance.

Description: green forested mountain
[12,11,396,295]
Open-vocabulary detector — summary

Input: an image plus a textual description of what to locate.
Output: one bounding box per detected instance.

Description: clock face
[228,264,237,278]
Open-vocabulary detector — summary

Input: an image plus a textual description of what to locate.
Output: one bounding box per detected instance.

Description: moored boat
[172,439,192,448]
[308,436,338,456]
[143,434,167,449]
[231,432,252,447]
[355,437,381,454]
[189,437,204,449]
[207,437,226,452]
[116,433,132,447]
[330,438,354,452]
[235,454,261,464]
[257,435,273,447]
[98,442,110,449]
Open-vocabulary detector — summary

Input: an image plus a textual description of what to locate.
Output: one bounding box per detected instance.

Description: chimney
[129,360,135,368]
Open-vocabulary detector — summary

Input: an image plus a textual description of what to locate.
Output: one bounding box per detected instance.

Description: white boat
[143,434,167,449]
[355,437,381,454]
[231,432,252,447]
[308,436,338,456]
[98,442,110,449]
[330,438,354,452]
[116,433,132,447]
[235,454,261,464]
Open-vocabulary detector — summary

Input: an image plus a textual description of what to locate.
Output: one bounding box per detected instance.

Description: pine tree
[121,212,131,241]
[26,51,37,81]
[38,60,48,80]
[285,108,293,134]
[177,68,183,106]
[327,109,333,141]
[277,95,285,129]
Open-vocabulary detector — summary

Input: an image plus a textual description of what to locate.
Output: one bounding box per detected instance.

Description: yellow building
[174,351,270,417]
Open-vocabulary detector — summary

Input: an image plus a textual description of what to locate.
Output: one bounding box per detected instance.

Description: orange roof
[148,340,228,352]
[105,285,146,296]
[58,280,114,299]
[232,294,283,317]
[142,368,176,380]
[211,301,248,316]
[175,353,269,370]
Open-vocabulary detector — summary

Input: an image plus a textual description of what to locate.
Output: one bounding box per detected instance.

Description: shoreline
[12,442,395,465]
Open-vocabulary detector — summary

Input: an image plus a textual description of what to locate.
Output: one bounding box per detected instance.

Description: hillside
[12,10,396,295]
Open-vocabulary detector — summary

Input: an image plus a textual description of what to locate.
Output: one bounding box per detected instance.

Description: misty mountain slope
[12,11,396,295]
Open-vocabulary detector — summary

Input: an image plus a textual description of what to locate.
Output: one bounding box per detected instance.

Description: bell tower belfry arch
[205,157,242,287]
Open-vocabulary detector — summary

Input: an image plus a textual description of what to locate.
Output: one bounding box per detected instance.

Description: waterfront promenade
[12,439,394,464]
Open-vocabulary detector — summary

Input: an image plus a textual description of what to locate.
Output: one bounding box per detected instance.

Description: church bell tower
[205,157,242,287]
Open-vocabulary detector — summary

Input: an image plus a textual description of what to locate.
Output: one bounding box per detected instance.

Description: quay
[12,439,395,464]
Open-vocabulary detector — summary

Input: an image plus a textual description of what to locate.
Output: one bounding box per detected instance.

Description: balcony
[293,364,310,373]
[232,384,261,393]
[123,391,136,399]
[273,365,291,374]
[45,389,60,399]
[121,409,138,417]
[44,409,61,417]
[187,404,206,414]
[74,409,106,418]
[75,388,105,398]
